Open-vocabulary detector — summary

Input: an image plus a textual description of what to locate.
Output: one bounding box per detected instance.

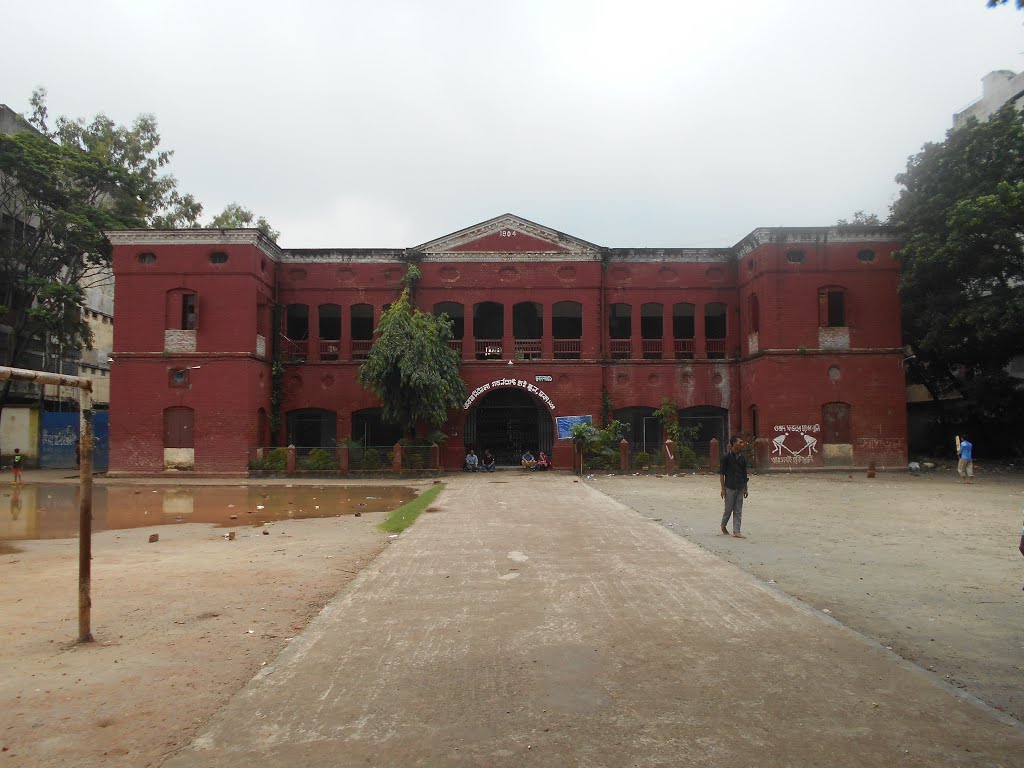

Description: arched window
[641,303,663,359]
[318,304,341,361]
[704,302,727,359]
[673,303,695,359]
[473,301,504,359]
[350,304,374,360]
[552,301,582,359]
[433,302,464,339]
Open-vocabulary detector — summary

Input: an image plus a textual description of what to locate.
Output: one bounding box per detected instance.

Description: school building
[106,214,907,474]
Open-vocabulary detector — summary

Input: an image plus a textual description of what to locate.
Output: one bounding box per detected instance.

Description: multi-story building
[106,214,906,474]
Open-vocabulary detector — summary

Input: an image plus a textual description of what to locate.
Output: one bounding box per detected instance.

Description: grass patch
[377,484,444,534]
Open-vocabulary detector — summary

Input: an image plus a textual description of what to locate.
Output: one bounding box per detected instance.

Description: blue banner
[556,415,592,440]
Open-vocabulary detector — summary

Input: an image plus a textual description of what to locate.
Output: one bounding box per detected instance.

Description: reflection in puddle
[0,484,417,542]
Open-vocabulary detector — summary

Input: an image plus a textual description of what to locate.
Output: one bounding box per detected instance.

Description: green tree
[209,201,280,242]
[835,210,883,226]
[890,105,1024,450]
[356,264,467,437]
[0,125,146,415]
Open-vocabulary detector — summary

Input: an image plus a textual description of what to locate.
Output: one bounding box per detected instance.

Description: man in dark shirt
[719,436,749,538]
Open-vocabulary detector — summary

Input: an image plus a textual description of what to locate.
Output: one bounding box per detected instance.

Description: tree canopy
[835,210,883,226]
[356,265,467,436]
[890,104,1024,446]
[209,202,280,242]
[0,89,278,413]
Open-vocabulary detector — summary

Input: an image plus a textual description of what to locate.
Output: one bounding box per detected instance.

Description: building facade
[107,214,907,474]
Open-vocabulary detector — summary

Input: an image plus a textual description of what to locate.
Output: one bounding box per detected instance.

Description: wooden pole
[78,387,94,642]
[0,366,94,643]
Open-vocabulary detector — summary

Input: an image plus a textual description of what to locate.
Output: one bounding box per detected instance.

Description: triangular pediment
[416,214,601,257]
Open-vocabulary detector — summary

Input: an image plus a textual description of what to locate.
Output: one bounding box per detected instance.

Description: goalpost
[0,365,95,642]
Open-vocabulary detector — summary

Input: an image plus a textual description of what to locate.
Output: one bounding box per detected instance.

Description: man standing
[958,435,974,484]
[719,436,748,538]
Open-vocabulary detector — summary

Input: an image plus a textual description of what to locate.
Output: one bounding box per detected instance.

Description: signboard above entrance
[463,378,556,411]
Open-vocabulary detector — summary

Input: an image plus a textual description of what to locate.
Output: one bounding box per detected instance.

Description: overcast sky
[4,1,1024,249]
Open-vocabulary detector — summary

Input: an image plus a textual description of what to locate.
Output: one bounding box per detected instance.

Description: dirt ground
[0,475,431,768]
[590,467,1024,722]
[2,469,1023,766]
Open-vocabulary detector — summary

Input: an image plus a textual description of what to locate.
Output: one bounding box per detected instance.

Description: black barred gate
[464,388,554,466]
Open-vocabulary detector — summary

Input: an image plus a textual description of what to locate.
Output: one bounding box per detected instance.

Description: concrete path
[165,474,1024,767]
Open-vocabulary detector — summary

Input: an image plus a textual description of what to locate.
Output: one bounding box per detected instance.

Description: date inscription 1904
[499,229,517,237]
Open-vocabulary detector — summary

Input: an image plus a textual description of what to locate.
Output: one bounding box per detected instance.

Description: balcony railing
[641,339,662,359]
[447,339,463,354]
[554,339,581,359]
[610,339,630,359]
[319,339,341,361]
[706,338,727,359]
[514,339,541,359]
[674,338,694,359]
[475,339,502,359]
[281,336,307,363]
[351,339,372,360]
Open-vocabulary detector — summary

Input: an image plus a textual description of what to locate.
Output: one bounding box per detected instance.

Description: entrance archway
[465,388,554,466]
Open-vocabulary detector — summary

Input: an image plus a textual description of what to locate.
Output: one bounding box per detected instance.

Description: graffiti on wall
[770,423,820,465]
[856,437,903,454]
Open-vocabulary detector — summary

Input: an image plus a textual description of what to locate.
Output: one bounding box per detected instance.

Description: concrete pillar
[754,437,770,469]
[392,442,403,473]
[629,304,640,360]
[286,444,297,474]
[464,305,474,362]
[503,302,514,361]
[620,438,630,471]
[430,443,440,472]
[708,438,719,471]
[337,444,349,473]
[308,305,320,362]
[541,303,553,360]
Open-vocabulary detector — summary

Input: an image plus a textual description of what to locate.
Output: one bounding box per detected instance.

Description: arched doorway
[465,388,554,465]
[286,408,336,447]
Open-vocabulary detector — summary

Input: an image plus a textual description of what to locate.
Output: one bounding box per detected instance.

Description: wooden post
[78,387,94,643]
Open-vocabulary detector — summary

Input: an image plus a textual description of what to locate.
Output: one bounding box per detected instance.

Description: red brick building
[106,214,907,474]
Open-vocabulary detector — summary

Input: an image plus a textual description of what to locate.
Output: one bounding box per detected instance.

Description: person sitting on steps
[521,449,536,470]
[464,449,479,472]
[482,449,496,472]
[535,451,550,471]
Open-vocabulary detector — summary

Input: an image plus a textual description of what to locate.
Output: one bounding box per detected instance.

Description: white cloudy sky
[4,1,1024,248]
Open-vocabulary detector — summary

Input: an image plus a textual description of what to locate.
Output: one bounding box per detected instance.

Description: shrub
[361,448,383,470]
[301,448,337,471]
[250,447,287,471]
[676,445,698,469]
[634,451,651,468]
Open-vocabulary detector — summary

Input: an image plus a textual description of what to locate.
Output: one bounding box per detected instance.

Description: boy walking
[958,435,974,484]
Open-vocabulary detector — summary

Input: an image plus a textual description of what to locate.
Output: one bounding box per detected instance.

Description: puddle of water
[0,484,417,542]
